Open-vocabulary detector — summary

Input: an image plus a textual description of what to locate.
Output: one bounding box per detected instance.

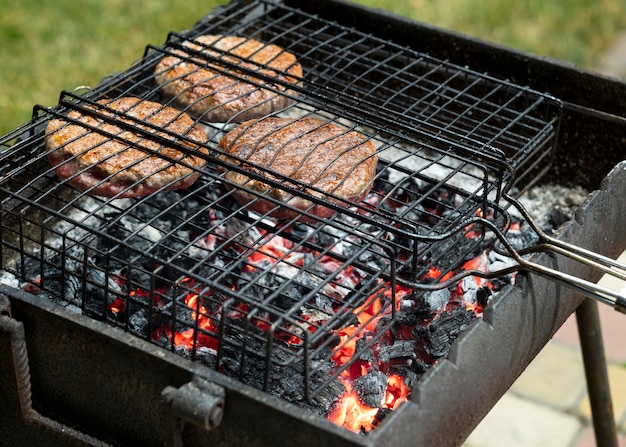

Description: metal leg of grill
[575,298,618,447]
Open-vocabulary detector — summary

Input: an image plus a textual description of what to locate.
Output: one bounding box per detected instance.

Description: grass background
[1,0,625,136]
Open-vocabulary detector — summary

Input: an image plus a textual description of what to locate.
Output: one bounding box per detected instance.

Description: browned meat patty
[154,35,302,122]
[45,97,209,198]
[217,117,378,219]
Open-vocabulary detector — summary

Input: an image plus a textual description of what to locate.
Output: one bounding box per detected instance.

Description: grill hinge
[162,375,226,446]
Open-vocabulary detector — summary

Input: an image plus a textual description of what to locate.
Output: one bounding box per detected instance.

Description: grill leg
[575,298,618,447]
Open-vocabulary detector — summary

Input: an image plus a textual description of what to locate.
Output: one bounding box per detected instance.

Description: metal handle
[505,193,626,314]
[483,226,626,313]
[404,210,626,313]
[521,254,626,314]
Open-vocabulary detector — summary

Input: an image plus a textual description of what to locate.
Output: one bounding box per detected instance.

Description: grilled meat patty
[218,117,378,219]
[154,35,302,122]
[45,97,209,198]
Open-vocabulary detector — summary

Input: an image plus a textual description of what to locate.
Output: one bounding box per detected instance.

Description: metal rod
[575,299,618,447]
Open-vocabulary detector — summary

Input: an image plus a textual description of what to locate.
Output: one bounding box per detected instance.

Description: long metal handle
[519,255,626,313]
[405,212,626,313]
[505,193,626,313]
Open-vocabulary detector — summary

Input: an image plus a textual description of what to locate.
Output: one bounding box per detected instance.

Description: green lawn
[0,0,224,135]
[352,0,626,69]
[1,0,625,136]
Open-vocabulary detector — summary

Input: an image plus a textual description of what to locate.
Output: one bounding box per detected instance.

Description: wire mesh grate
[1,0,561,401]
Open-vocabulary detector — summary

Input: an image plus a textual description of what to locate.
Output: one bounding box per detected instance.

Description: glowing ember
[329,371,411,433]
[328,378,380,433]
[385,374,409,410]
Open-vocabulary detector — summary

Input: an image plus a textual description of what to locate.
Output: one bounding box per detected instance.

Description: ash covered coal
[516,183,589,234]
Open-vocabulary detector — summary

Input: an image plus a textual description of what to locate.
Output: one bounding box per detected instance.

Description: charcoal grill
[2,0,626,446]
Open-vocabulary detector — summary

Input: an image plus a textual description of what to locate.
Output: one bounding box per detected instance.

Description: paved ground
[462,37,626,447]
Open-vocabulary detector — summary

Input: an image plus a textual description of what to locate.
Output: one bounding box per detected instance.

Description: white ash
[488,250,518,275]
[515,183,590,232]
[0,194,129,288]
[0,271,19,288]
[120,214,165,243]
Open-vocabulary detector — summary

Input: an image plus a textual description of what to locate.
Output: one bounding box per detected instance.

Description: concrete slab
[509,341,587,410]
[462,393,583,447]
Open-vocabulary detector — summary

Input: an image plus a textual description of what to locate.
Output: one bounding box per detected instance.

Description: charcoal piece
[341,237,387,267]
[236,268,304,315]
[174,344,190,359]
[355,337,376,363]
[414,306,476,359]
[459,276,479,303]
[402,370,420,388]
[378,177,423,213]
[84,265,125,301]
[217,353,242,379]
[421,231,483,272]
[98,221,154,263]
[312,292,334,313]
[127,308,149,335]
[289,222,317,240]
[378,340,415,363]
[194,347,218,369]
[421,288,450,313]
[293,269,325,293]
[310,379,346,415]
[353,371,387,408]
[545,208,572,232]
[316,232,344,251]
[460,276,492,308]
[504,225,540,251]
[37,259,74,304]
[122,267,154,291]
[149,300,205,342]
[476,286,492,308]
[402,204,427,224]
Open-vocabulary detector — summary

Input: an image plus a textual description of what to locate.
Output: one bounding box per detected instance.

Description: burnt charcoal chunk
[414,307,477,358]
[354,337,376,363]
[127,309,149,335]
[545,208,572,232]
[194,347,219,369]
[460,277,493,308]
[417,232,485,276]
[504,225,540,251]
[353,371,388,408]
[420,288,450,313]
[378,340,415,363]
[312,379,346,415]
[476,286,492,308]
[122,267,154,291]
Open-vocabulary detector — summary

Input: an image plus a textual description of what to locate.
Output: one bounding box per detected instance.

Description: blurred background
[2,0,626,136]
